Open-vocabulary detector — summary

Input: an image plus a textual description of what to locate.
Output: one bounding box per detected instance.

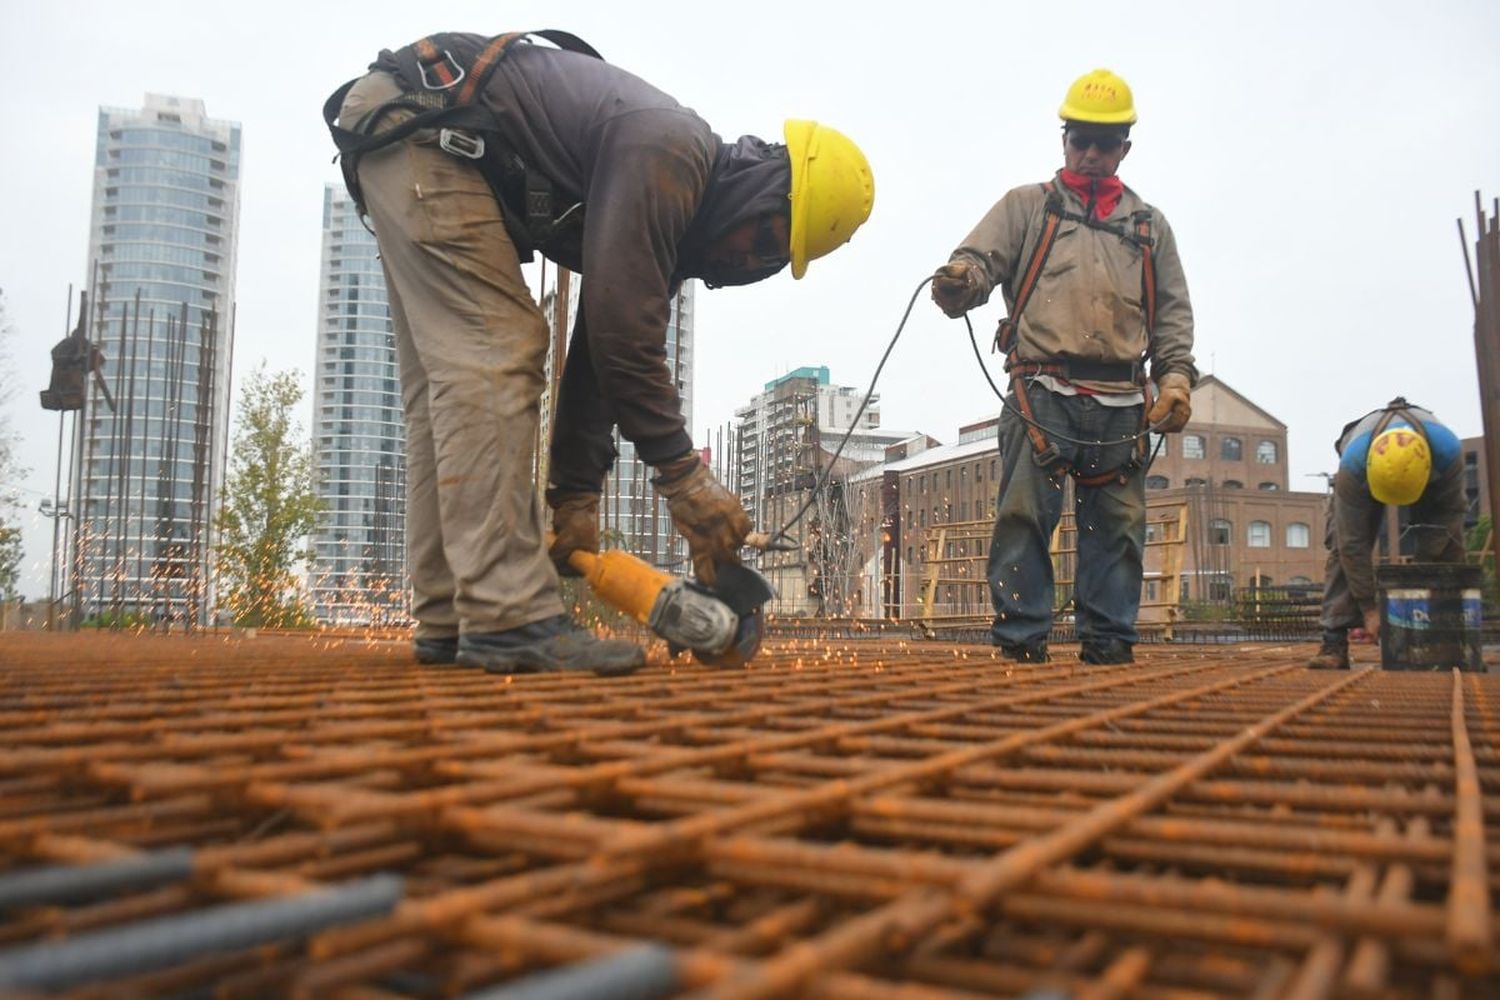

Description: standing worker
[1307,399,1466,669]
[930,69,1196,665]
[325,30,874,674]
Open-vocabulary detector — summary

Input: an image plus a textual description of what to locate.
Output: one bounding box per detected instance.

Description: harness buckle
[1031,442,1063,469]
[438,129,485,160]
[419,51,467,91]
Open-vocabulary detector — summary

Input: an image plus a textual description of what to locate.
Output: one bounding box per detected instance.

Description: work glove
[652,453,752,586]
[1147,372,1192,433]
[546,490,599,577]
[931,261,982,318]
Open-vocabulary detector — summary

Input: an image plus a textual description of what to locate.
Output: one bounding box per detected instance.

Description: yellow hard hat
[1058,68,1138,125]
[784,120,875,279]
[1368,428,1431,505]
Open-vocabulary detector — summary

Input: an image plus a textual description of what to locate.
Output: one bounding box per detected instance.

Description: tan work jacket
[950,171,1197,393]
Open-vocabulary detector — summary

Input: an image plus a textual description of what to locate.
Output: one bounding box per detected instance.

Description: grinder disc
[693,605,766,668]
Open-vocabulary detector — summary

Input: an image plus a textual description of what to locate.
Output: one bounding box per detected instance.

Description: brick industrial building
[769,377,1330,621]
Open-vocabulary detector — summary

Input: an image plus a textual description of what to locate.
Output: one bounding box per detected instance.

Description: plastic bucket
[1375,562,1483,671]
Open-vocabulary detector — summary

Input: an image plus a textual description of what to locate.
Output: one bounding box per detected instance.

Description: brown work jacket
[949,171,1197,393]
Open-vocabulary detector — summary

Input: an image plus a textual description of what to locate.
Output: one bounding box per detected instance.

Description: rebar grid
[0,631,1496,998]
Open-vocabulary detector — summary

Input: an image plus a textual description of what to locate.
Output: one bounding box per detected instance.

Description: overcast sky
[2,0,1498,600]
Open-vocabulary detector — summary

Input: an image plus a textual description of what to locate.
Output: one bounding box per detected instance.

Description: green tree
[1467,514,1496,607]
[0,289,25,602]
[214,365,322,627]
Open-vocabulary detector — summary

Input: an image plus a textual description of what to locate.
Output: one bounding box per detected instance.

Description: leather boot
[997,641,1049,663]
[1080,639,1134,664]
[1306,632,1350,670]
[457,615,645,677]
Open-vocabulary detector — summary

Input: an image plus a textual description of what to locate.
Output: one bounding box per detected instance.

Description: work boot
[997,641,1049,663]
[457,615,645,677]
[1080,639,1134,665]
[1306,632,1350,670]
[414,635,460,666]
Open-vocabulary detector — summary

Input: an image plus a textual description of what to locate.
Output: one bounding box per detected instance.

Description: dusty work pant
[341,72,564,639]
[987,390,1147,649]
[1317,490,1466,633]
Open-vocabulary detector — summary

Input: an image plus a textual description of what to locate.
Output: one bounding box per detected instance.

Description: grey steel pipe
[0,874,402,991]
[0,847,194,910]
[461,944,679,1000]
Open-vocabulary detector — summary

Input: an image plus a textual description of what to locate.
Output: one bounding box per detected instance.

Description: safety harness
[322,30,601,262]
[994,181,1157,486]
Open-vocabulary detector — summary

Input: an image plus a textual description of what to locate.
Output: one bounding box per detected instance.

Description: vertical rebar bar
[121,292,143,616]
[1466,195,1500,597]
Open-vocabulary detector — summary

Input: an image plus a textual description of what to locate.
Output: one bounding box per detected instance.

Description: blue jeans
[987,389,1147,648]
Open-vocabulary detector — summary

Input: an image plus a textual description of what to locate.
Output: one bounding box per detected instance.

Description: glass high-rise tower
[74,94,240,626]
[309,185,406,624]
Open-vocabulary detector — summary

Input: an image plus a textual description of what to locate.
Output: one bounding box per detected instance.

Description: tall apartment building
[309,185,406,624]
[74,94,241,625]
[541,275,697,568]
[733,367,880,525]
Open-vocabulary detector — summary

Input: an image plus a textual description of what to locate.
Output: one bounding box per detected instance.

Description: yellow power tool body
[567,549,775,668]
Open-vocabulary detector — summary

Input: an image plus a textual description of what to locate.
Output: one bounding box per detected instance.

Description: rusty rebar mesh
[0,631,1497,999]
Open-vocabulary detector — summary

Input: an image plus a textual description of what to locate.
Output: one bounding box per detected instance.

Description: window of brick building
[1256,440,1278,464]
[1286,522,1310,548]
[1248,520,1271,547]
[1221,437,1243,461]
[1182,434,1205,459]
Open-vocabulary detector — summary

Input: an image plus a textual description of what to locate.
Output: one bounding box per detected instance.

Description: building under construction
[51,94,241,629]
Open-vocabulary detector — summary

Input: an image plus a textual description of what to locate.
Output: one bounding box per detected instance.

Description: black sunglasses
[1066,132,1127,153]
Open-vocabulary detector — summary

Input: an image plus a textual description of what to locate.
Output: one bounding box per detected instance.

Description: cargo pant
[341,72,564,639]
[988,389,1147,649]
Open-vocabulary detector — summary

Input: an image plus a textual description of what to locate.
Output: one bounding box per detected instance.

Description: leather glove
[652,453,751,586]
[1147,372,1192,433]
[547,490,599,577]
[931,261,981,318]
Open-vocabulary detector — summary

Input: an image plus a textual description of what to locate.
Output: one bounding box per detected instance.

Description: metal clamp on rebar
[439,129,485,160]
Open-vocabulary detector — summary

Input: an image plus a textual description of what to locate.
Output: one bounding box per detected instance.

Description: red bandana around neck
[1059,169,1123,221]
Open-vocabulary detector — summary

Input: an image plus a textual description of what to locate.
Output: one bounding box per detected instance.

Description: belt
[1005,356,1144,384]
